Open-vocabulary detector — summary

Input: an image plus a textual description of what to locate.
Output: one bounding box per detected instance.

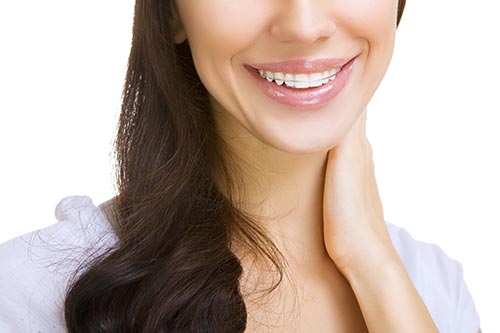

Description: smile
[245,55,358,110]
[255,67,342,89]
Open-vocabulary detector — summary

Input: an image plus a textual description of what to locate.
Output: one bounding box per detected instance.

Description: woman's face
[174,0,398,153]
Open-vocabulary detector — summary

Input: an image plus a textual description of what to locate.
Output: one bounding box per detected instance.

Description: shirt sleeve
[386,222,481,333]
[0,196,117,333]
[0,231,68,333]
[418,242,481,333]
[451,261,481,333]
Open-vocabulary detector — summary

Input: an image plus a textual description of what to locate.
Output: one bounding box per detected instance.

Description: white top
[0,196,481,332]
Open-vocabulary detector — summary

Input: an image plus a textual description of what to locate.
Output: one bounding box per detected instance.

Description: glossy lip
[248,57,353,74]
[245,55,358,110]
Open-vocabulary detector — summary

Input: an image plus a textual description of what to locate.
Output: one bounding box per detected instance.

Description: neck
[212,101,332,273]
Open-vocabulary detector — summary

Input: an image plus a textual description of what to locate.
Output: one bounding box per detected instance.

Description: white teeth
[322,71,330,84]
[294,80,309,89]
[295,74,308,81]
[309,73,322,81]
[257,67,341,88]
[265,71,274,82]
[274,72,285,86]
[309,80,323,88]
[284,73,295,87]
[309,73,323,87]
[294,74,309,89]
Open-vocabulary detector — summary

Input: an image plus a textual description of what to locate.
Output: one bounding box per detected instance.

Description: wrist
[338,243,405,282]
[340,247,438,332]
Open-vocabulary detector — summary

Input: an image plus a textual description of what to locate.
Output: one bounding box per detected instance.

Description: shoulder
[0,196,117,332]
[386,221,481,333]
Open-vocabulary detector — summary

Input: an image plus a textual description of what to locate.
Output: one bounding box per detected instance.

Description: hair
[63,1,407,332]
[398,0,406,26]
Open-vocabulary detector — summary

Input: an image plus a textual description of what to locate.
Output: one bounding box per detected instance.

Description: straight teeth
[256,67,342,89]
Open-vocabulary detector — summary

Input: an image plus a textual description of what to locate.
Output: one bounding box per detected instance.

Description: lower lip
[245,56,357,110]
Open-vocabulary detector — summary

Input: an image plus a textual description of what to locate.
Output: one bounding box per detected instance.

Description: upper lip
[247,56,356,74]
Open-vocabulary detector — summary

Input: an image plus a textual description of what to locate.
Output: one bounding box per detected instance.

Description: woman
[0,0,481,332]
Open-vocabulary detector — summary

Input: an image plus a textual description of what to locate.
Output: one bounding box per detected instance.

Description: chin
[250,105,363,155]
[255,127,347,155]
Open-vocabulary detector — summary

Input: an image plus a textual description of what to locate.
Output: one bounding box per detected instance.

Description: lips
[245,55,358,110]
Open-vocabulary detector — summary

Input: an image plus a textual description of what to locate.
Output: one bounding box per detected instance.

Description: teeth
[274,72,285,86]
[322,71,330,84]
[257,67,341,88]
[265,71,274,82]
[294,74,309,89]
[329,69,337,81]
[309,73,323,88]
[310,80,323,88]
[309,73,322,81]
[284,73,295,87]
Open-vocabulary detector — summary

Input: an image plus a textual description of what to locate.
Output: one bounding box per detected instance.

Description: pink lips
[245,56,358,110]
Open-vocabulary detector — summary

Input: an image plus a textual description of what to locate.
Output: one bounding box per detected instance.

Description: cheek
[177,1,265,58]
[176,1,267,102]
[339,0,397,82]
[336,0,397,44]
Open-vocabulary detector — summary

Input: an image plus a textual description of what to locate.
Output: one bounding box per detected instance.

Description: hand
[323,108,396,275]
[323,108,439,332]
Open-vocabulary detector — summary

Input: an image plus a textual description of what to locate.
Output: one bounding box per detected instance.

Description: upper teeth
[257,67,341,88]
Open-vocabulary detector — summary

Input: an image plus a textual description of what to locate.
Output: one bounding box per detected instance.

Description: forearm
[344,250,438,333]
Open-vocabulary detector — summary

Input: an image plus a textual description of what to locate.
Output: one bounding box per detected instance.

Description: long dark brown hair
[64,1,406,331]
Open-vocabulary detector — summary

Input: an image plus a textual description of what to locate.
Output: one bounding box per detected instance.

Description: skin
[173,0,439,331]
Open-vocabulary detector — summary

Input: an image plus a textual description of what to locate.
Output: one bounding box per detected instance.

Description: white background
[0,1,498,331]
